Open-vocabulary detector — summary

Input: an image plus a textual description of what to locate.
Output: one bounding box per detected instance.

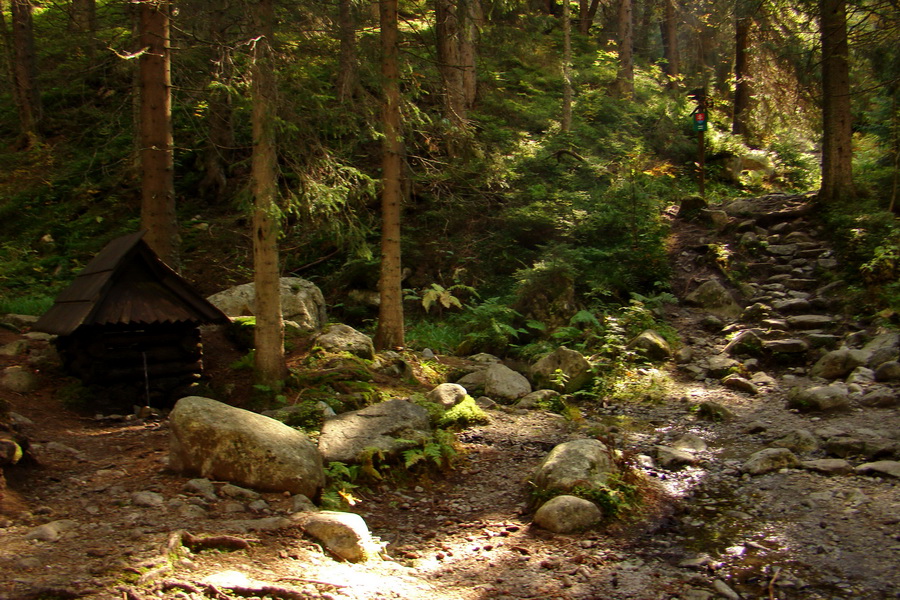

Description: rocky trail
[1,193,899,600]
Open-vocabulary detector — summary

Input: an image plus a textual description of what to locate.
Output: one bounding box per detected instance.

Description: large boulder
[533,439,617,494]
[627,330,672,361]
[317,399,431,463]
[533,495,603,533]
[168,397,324,498]
[860,332,900,369]
[786,384,850,412]
[530,346,592,393]
[207,277,327,331]
[483,363,532,402]
[312,324,375,360]
[809,347,868,380]
[684,279,742,319]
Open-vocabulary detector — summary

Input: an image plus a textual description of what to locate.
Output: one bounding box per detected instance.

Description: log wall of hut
[56,322,206,409]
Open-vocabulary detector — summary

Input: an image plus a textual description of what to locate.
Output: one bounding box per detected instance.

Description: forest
[0,0,897,362]
[1,2,900,600]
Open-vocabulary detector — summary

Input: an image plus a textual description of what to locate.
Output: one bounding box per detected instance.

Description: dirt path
[2,194,899,600]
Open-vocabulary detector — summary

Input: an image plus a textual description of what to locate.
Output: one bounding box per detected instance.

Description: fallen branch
[167,529,259,554]
[278,575,349,589]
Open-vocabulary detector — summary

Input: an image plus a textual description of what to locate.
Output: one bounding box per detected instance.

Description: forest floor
[1,195,899,600]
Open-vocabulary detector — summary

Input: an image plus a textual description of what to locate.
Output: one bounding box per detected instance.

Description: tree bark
[9,0,41,147]
[374,0,405,351]
[614,0,634,98]
[819,0,855,204]
[732,0,753,137]
[250,0,287,386]
[70,0,96,33]
[660,0,680,88]
[460,0,480,110]
[139,0,179,267]
[198,5,235,202]
[435,0,466,128]
[577,0,601,35]
[336,0,359,102]
[561,0,572,133]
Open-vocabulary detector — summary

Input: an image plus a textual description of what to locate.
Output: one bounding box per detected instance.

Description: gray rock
[846,366,875,385]
[810,347,868,380]
[1,365,39,393]
[516,389,561,410]
[131,491,165,507]
[627,330,673,361]
[291,494,318,513]
[859,388,898,408]
[0,340,27,356]
[673,433,708,452]
[655,445,697,470]
[874,361,900,381]
[860,332,900,368]
[706,355,740,378]
[787,384,850,412]
[762,339,810,355]
[800,458,853,476]
[786,314,836,329]
[740,302,772,322]
[767,244,799,257]
[533,439,617,494]
[772,298,811,313]
[221,483,260,500]
[169,396,324,498]
[24,520,78,542]
[207,277,326,331]
[742,448,800,475]
[855,460,900,478]
[721,374,758,395]
[530,346,592,393]
[313,323,374,360]
[712,579,741,600]
[318,398,431,464]
[178,504,208,519]
[456,369,488,396]
[425,383,469,408]
[723,330,764,356]
[696,401,736,422]
[771,429,818,453]
[185,478,218,501]
[484,363,532,402]
[684,280,742,319]
[533,495,603,533]
[293,511,381,562]
[824,435,897,460]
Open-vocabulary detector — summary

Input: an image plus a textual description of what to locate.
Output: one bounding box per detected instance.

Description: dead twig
[768,565,781,599]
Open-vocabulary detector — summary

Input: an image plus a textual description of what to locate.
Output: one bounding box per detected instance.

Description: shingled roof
[34,231,229,336]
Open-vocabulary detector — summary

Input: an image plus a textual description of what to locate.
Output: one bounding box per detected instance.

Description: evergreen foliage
[0,1,897,323]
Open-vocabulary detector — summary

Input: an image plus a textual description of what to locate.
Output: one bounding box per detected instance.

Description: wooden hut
[34,231,229,408]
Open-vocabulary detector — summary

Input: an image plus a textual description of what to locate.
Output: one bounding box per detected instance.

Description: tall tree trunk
[198,6,235,202]
[336,0,359,102]
[70,0,96,33]
[435,0,466,128]
[614,0,634,98]
[139,0,179,266]
[9,0,41,147]
[374,0,405,351]
[250,0,287,386]
[732,0,752,136]
[819,0,855,204]
[578,0,601,35]
[561,0,572,133]
[660,0,679,88]
[460,0,480,110]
